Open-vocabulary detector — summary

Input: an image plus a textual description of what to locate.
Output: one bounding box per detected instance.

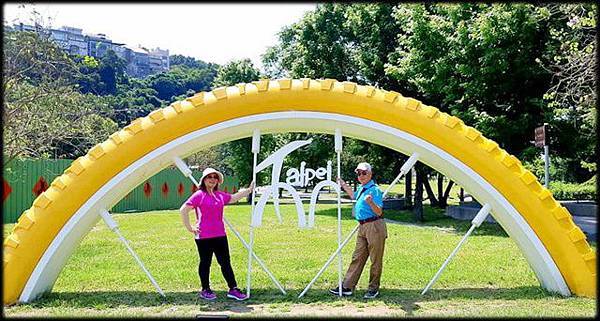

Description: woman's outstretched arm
[228,181,255,204]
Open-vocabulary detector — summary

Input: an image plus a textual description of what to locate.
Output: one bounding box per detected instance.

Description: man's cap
[355,162,372,172]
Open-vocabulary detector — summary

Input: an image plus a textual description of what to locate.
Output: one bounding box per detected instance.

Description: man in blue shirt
[330,162,387,299]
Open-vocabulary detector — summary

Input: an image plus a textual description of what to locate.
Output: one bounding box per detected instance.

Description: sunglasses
[355,170,369,176]
[205,174,219,180]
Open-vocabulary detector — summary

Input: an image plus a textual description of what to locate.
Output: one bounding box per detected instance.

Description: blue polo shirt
[353,180,383,220]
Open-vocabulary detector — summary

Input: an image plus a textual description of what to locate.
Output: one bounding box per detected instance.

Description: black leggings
[194,236,237,291]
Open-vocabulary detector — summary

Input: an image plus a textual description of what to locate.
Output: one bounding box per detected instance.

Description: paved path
[445,202,596,242]
[572,215,597,241]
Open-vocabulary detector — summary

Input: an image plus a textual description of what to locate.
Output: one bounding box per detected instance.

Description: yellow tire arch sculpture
[3,79,596,305]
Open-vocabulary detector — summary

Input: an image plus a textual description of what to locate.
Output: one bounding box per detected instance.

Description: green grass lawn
[3,204,596,317]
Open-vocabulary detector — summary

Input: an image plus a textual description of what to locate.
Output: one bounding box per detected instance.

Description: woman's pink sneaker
[198,289,217,300]
[226,288,248,301]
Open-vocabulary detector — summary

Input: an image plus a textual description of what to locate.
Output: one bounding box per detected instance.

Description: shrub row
[550,180,596,201]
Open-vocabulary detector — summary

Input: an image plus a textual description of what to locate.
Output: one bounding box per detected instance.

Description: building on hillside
[112,44,134,65]
[86,33,124,59]
[122,45,151,78]
[50,26,88,56]
[10,22,37,32]
[148,47,170,74]
[9,23,170,78]
[119,45,170,78]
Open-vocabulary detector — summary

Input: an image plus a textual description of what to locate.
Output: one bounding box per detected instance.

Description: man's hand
[338,177,355,200]
[364,194,382,216]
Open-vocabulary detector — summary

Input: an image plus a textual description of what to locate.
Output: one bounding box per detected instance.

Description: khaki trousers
[342,218,387,292]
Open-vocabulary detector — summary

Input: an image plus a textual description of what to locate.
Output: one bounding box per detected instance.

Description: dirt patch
[191,302,407,317]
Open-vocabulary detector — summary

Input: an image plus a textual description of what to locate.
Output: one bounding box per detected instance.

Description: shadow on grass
[294,285,556,316]
[27,290,255,313]
[26,285,552,314]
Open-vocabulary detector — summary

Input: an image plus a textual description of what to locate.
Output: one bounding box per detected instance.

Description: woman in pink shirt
[179,167,254,301]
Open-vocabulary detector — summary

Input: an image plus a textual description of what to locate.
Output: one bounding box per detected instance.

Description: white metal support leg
[298,223,359,298]
[99,209,165,297]
[173,154,285,295]
[223,218,286,294]
[299,152,420,298]
[382,153,419,197]
[421,203,492,295]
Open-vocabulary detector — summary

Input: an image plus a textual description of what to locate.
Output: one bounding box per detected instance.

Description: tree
[146,72,184,101]
[262,3,570,212]
[170,54,212,69]
[3,29,117,165]
[387,3,552,155]
[344,3,406,90]
[47,95,119,159]
[262,3,426,210]
[185,146,225,173]
[383,3,560,211]
[212,59,261,87]
[3,29,77,90]
[98,49,127,95]
[164,64,218,100]
[105,85,161,127]
[262,3,356,81]
[73,55,103,95]
[99,55,218,128]
[537,4,597,182]
[179,65,218,93]
[413,164,425,222]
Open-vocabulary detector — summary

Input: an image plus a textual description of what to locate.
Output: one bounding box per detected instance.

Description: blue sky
[3,3,316,70]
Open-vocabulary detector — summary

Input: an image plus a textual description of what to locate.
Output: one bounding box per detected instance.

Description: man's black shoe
[329,286,353,296]
[364,289,379,299]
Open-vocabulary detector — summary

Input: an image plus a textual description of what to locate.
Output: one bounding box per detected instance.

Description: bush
[549,181,596,200]
[522,154,573,183]
[582,175,596,187]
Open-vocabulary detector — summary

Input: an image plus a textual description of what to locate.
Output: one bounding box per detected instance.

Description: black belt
[358,216,382,225]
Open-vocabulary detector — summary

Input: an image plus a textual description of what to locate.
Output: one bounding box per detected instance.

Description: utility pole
[535,124,550,187]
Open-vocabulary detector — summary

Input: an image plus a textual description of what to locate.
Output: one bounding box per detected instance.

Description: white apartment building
[10,23,170,78]
[50,26,87,56]
[149,47,170,74]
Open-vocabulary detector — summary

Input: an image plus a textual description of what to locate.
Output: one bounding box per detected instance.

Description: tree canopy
[4,3,596,189]
[263,2,597,184]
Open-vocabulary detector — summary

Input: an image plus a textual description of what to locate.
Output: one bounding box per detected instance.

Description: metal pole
[99,209,165,297]
[544,145,550,188]
[247,129,260,298]
[334,129,343,297]
[421,204,491,295]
